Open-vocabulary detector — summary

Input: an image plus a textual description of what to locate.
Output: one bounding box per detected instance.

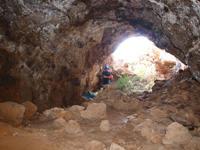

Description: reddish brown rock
[0,102,25,125]
[22,101,37,120]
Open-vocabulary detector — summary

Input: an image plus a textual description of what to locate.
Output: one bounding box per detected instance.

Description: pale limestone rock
[43,107,67,119]
[69,105,85,119]
[22,101,37,119]
[100,120,110,131]
[84,140,103,150]
[64,120,81,133]
[81,103,107,120]
[0,102,25,125]
[162,122,192,149]
[53,117,66,129]
[109,142,125,150]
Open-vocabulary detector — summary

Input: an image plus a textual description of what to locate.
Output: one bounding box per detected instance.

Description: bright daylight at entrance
[112,37,185,94]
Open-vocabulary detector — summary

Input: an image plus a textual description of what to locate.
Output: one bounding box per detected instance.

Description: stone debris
[0,102,25,125]
[84,140,103,150]
[81,103,107,120]
[22,101,37,120]
[64,120,82,133]
[109,142,126,150]
[162,122,192,149]
[100,120,110,132]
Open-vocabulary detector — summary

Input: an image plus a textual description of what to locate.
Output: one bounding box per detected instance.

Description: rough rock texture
[0,102,25,125]
[64,120,82,133]
[81,103,107,120]
[162,122,192,149]
[100,120,110,132]
[22,101,37,120]
[0,0,200,110]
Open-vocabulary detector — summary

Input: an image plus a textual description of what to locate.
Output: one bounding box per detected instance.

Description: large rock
[81,103,107,120]
[53,117,66,129]
[162,122,192,149]
[43,107,67,119]
[64,120,82,133]
[134,119,166,144]
[100,120,110,132]
[0,102,25,125]
[22,101,37,120]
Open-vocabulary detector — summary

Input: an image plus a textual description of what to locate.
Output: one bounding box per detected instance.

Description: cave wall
[0,0,199,111]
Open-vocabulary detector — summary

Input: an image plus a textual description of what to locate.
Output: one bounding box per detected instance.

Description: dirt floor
[0,70,200,150]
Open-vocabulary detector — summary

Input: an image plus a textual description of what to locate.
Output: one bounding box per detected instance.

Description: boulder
[109,142,125,150]
[53,117,66,129]
[84,140,103,150]
[81,103,107,120]
[100,120,110,132]
[134,119,166,144]
[68,105,85,120]
[0,102,25,125]
[43,107,67,119]
[162,122,192,149]
[22,101,37,120]
[64,120,82,133]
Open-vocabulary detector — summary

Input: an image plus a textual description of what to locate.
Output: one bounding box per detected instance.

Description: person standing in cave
[102,65,112,85]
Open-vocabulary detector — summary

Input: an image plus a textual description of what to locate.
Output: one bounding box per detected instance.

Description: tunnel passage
[0,0,200,111]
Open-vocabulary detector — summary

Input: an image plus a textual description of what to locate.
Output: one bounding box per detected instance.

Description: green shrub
[115,74,129,90]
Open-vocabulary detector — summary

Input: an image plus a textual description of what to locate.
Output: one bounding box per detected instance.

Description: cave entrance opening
[108,36,186,95]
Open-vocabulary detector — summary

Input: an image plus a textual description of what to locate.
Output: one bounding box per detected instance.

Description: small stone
[22,101,37,120]
[53,117,66,129]
[81,103,107,120]
[0,102,25,125]
[100,120,110,131]
[162,122,192,149]
[109,142,126,150]
[64,120,81,133]
[84,140,103,150]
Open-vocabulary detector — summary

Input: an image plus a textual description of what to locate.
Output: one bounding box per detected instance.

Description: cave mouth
[109,36,186,94]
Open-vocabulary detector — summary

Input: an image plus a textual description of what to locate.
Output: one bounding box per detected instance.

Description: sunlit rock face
[0,0,199,111]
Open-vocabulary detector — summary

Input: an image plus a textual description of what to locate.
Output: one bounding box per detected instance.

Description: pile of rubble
[0,69,200,150]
